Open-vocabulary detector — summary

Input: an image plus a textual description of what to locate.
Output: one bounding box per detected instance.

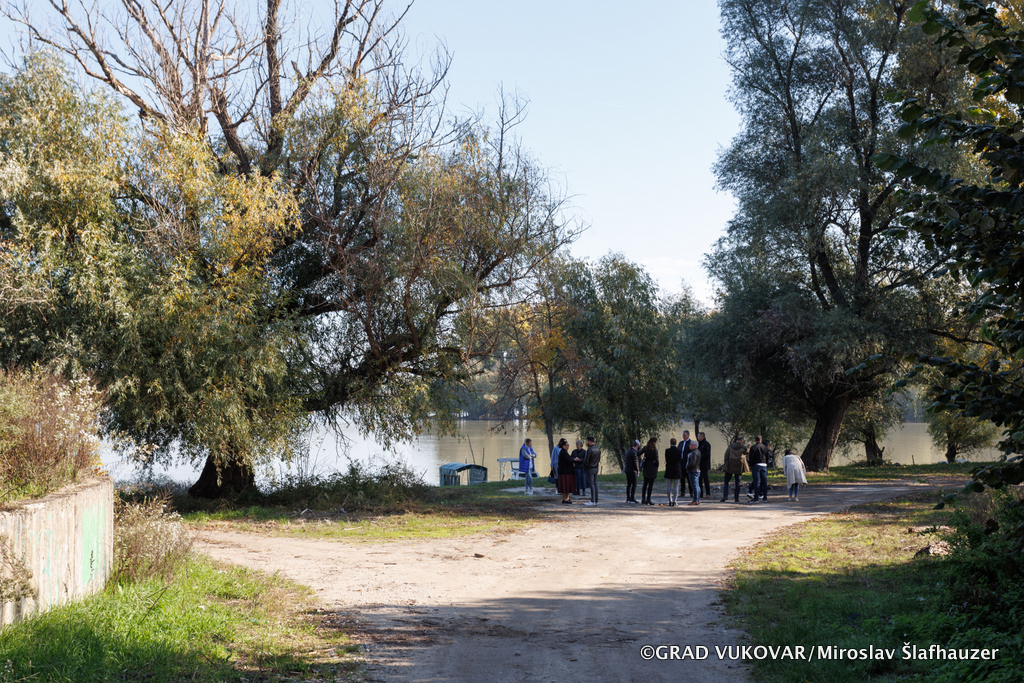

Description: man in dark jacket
[747,435,771,503]
[623,440,640,504]
[721,436,747,503]
[697,432,712,500]
[571,440,588,496]
[678,430,695,497]
[584,437,602,506]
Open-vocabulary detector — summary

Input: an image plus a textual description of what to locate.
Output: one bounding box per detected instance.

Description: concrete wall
[0,477,114,626]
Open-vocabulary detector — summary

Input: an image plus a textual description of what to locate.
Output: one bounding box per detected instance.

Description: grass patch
[803,461,983,484]
[0,556,362,682]
[722,490,960,682]
[177,479,547,541]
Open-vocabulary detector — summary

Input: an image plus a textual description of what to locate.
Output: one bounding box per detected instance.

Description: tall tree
[1,1,579,495]
[558,255,679,469]
[711,0,972,470]
[488,257,587,454]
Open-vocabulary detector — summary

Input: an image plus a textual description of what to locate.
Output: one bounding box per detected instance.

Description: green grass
[0,557,362,682]
[800,461,983,484]
[722,490,958,682]
[178,479,547,541]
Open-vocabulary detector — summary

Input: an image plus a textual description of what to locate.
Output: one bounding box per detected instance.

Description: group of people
[517,432,809,506]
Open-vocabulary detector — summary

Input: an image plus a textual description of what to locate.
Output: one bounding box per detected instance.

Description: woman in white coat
[782,449,808,501]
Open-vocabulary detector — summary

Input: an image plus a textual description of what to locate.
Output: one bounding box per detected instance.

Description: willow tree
[1,1,578,496]
[557,255,680,469]
[710,0,975,470]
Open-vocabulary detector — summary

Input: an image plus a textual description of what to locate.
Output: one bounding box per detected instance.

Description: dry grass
[0,534,33,602]
[0,369,102,504]
[114,492,195,584]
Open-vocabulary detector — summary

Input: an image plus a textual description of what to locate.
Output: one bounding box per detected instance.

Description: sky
[2,0,741,302]
[396,0,742,302]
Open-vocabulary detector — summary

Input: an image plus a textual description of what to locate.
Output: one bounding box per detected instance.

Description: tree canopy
[875,0,1024,492]
[0,0,580,495]
[707,0,974,470]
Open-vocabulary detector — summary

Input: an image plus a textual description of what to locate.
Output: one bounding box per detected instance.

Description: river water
[103,419,1001,488]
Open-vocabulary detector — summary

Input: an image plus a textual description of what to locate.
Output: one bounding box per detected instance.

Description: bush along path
[195,479,952,682]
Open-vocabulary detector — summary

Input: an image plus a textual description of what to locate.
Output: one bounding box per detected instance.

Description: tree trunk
[543,416,555,462]
[864,424,885,466]
[188,454,257,499]
[694,418,701,438]
[612,446,625,472]
[801,394,853,471]
[945,442,958,463]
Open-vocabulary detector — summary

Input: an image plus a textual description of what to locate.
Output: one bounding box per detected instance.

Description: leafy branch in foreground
[874,0,1024,506]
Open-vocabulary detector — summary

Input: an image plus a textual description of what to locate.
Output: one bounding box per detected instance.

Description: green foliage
[878,0,1024,492]
[0,55,307,485]
[0,49,578,496]
[920,488,1024,682]
[0,368,102,502]
[557,254,679,464]
[926,409,999,461]
[677,305,814,447]
[711,0,974,470]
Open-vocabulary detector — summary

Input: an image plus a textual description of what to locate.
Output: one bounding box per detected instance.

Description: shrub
[0,368,102,503]
[113,492,194,584]
[262,459,431,510]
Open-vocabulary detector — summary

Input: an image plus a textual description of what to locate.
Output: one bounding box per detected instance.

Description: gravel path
[196,480,942,682]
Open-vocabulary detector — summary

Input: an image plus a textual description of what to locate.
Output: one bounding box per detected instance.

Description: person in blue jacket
[519,438,537,495]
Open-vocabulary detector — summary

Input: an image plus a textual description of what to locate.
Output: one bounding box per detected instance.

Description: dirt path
[196,480,944,682]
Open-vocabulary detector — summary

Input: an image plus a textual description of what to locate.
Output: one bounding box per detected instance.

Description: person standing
[640,437,659,505]
[518,438,537,495]
[678,430,694,497]
[663,438,683,507]
[624,440,641,504]
[584,437,602,506]
[721,436,748,503]
[550,441,561,482]
[571,440,588,496]
[685,441,702,505]
[556,440,576,504]
[748,435,771,503]
[783,448,808,501]
[697,432,712,500]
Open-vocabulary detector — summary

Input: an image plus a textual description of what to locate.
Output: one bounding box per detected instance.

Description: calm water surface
[104,420,1001,487]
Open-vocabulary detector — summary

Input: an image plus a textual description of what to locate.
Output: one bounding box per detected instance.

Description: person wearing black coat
[571,441,588,496]
[748,435,771,503]
[678,430,695,497]
[663,438,683,507]
[556,439,576,504]
[623,441,641,503]
[697,432,713,499]
[640,437,660,505]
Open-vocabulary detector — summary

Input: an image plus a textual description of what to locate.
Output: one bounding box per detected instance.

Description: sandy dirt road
[196,481,942,682]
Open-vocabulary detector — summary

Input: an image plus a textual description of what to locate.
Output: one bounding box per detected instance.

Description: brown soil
[196,480,944,682]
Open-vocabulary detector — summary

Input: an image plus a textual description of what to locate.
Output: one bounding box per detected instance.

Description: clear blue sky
[398,0,741,302]
[2,0,740,302]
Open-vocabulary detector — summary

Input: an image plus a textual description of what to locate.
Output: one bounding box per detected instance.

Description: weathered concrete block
[0,477,114,626]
